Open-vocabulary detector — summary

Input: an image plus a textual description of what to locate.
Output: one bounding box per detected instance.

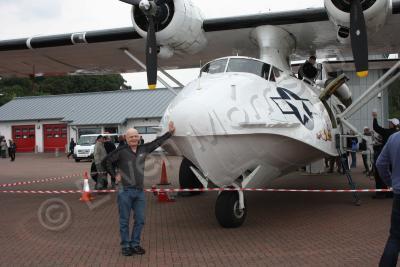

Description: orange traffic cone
[157,161,171,185]
[157,191,173,202]
[80,171,94,202]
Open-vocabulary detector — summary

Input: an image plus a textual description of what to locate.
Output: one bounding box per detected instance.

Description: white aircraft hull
[161,69,338,188]
[166,133,327,188]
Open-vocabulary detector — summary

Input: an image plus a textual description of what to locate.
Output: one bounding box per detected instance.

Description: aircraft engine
[324,0,390,44]
[131,0,207,58]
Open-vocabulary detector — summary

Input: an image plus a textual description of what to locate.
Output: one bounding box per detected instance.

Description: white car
[73,134,120,162]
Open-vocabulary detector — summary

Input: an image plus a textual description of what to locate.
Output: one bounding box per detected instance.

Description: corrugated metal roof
[0,89,177,125]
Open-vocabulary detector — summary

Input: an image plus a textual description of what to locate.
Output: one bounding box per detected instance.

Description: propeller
[120,0,159,89]
[350,0,368,78]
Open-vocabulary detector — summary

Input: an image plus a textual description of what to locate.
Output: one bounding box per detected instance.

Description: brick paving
[0,153,397,266]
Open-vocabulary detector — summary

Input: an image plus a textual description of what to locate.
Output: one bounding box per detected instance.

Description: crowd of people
[0,136,16,161]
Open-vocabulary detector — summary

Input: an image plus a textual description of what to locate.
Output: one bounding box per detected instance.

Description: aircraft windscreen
[200,58,228,76]
[78,136,97,146]
[226,58,270,78]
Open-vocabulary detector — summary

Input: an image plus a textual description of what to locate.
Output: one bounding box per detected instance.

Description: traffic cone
[157,161,171,185]
[80,171,94,202]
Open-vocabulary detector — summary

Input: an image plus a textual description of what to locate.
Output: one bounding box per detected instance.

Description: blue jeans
[350,151,357,168]
[379,194,400,267]
[117,187,146,248]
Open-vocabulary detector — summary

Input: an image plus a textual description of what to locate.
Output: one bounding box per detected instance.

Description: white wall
[344,69,388,132]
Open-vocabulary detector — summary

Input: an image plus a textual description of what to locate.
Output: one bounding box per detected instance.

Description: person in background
[67,138,76,159]
[118,135,127,146]
[360,127,374,175]
[0,138,8,158]
[8,139,16,161]
[376,132,400,266]
[139,136,144,145]
[103,136,117,188]
[298,56,318,82]
[93,135,107,190]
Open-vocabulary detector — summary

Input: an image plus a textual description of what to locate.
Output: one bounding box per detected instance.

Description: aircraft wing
[1,1,399,77]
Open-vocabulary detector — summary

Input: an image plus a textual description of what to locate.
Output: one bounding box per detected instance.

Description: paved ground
[0,152,396,266]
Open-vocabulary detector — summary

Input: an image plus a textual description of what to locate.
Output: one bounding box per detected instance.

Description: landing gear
[215,191,247,228]
[179,158,204,195]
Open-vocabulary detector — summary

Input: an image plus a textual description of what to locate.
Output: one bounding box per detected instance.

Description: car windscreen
[78,136,97,146]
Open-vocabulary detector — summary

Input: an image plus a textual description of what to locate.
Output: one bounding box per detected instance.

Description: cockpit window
[200,58,277,81]
[200,59,228,76]
[226,58,272,80]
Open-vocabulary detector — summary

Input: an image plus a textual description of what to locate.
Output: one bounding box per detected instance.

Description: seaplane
[1,0,400,227]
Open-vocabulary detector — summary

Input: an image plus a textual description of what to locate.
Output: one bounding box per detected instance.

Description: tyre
[215,191,247,228]
[179,158,203,196]
[74,159,80,162]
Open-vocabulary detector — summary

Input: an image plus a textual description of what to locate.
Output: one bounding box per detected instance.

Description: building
[0,89,176,153]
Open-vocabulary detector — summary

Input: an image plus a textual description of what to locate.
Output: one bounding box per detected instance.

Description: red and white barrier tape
[0,174,81,188]
[0,188,393,194]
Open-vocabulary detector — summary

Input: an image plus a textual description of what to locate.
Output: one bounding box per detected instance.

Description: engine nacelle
[131,0,207,58]
[324,0,390,44]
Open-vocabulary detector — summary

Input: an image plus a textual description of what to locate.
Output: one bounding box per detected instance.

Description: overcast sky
[0,0,323,89]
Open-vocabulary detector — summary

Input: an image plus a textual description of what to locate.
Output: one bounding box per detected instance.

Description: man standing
[103,136,117,188]
[93,135,107,190]
[67,138,76,159]
[372,112,399,198]
[103,122,175,256]
[376,132,400,266]
[8,139,16,161]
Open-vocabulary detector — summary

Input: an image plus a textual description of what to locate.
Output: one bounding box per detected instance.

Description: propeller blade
[146,15,157,89]
[350,0,369,78]
[119,0,141,5]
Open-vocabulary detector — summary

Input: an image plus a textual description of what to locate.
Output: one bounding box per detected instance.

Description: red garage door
[12,125,35,152]
[43,124,67,152]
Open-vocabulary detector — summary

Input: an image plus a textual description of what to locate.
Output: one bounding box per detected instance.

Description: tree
[0,74,128,106]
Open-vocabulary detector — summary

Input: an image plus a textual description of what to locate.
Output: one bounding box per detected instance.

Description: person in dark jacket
[298,56,318,81]
[103,136,117,188]
[8,139,16,161]
[376,132,400,266]
[372,112,399,198]
[67,138,76,159]
[103,121,175,257]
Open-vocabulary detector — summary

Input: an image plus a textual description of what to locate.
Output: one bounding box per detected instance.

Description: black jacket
[373,118,397,147]
[103,132,171,189]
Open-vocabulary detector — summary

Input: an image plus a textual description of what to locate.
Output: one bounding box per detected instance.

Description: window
[135,126,158,134]
[226,58,274,80]
[200,59,228,76]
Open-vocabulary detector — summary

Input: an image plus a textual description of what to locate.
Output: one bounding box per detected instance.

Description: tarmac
[0,152,397,266]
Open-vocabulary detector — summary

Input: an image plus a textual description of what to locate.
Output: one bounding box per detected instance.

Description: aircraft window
[200,59,228,76]
[226,58,271,78]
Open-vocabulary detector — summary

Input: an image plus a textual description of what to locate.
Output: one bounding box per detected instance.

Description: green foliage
[0,74,129,106]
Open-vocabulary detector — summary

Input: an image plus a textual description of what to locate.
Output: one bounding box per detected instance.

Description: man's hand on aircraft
[168,121,176,134]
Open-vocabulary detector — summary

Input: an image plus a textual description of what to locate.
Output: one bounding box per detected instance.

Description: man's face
[126,129,140,147]
[309,58,316,65]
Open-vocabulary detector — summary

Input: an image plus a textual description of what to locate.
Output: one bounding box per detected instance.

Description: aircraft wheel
[215,191,247,228]
[179,157,203,196]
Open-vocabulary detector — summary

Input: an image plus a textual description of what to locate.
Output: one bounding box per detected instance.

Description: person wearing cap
[372,112,399,198]
[93,135,107,190]
[376,131,400,266]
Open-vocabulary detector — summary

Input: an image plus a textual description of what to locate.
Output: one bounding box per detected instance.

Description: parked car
[73,133,120,162]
